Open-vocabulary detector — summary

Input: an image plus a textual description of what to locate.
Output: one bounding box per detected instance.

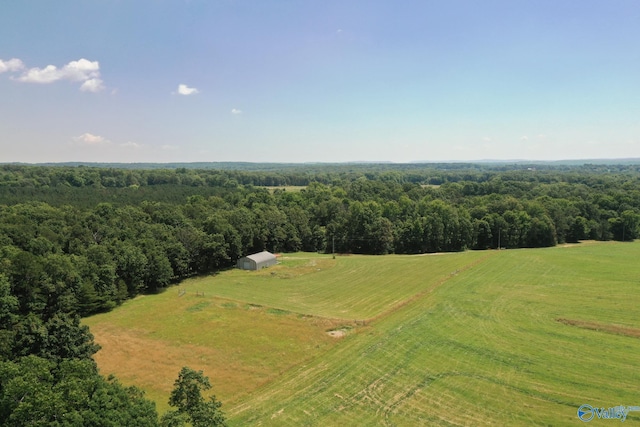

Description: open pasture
[84,292,343,414]
[86,242,640,425]
[180,251,489,320]
[229,242,640,425]
[85,250,485,413]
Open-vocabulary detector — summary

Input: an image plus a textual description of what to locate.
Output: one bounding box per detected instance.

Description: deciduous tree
[161,367,227,427]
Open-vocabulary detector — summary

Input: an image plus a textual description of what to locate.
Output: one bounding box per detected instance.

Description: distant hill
[3,158,640,170]
[411,158,640,166]
[477,158,640,166]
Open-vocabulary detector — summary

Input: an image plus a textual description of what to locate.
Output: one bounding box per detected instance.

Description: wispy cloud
[0,58,24,73]
[72,134,145,151]
[73,133,109,146]
[120,141,143,149]
[231,108,242,115]
[176,84,199,95]
[482,136,491,142]
[520,136,529,141]
[14,58,105,92]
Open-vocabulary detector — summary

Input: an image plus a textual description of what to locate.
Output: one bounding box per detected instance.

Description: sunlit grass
[86,242,640,425]
[84,291,343,414]
[181,251,488,320]
[228,242,640,426]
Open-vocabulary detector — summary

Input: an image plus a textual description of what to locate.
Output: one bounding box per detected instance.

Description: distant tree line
[3,162,640,190]
[2,164,640,316]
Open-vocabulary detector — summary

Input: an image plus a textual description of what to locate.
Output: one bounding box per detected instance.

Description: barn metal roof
[245,251,276,263]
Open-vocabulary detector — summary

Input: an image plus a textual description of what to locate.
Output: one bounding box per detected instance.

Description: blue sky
[1,1,639,163]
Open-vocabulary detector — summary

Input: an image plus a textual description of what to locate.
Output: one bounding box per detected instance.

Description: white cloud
[520,136,529,141]
[80,78,105,93]
[120,141,143,149]
[231,108,242,115]
[177,84,199,95]
[9,58,104,92]
[0,58,24,73]
[63,59,100,81]
[161,144,180,151]
[482,136,491,142]
[73,133,109,145]
[70,134,148,154]
[18,64,59,83]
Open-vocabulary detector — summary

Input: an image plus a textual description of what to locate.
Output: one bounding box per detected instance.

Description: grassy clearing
[228,242,640,426]
[180,251,489,320]
[85,250,485,414]
[86,242,640,425]
[84,292,343,414]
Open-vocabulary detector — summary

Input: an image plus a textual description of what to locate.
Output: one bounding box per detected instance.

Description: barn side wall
[237,257,258,270]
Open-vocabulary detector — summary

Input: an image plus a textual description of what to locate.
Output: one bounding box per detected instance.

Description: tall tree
[161,367,227,427]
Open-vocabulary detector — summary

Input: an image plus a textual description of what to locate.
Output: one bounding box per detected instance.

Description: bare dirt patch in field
[327,330,346,338]
[326,325,355,338]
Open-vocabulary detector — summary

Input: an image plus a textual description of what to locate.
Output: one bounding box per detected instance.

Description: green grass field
[84,241,640,425]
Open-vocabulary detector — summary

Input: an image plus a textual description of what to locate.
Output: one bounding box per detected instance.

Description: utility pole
[497,227,501,250]
[332,235,335,259]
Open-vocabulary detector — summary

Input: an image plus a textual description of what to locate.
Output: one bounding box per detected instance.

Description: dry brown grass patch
[90,323,259,413]
[556,318,640,338]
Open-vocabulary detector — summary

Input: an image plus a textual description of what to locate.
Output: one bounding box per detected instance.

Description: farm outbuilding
[237,251,277,270]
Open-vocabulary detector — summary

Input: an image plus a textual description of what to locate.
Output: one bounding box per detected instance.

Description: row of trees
[2,166,640,317]
[4,162,640,189]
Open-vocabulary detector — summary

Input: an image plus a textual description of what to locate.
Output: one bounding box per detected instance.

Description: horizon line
[2,157,640,166]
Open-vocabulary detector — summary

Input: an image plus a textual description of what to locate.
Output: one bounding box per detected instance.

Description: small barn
[237,251,277,270]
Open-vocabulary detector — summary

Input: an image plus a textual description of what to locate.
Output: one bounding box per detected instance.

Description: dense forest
[2,163,640,311]
[1,162,640,424]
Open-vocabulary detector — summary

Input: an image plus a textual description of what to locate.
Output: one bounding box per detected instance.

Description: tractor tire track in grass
[228,243,640,425]
[365,251,498,325]
[240,253,509,424]
[229,251,507,425]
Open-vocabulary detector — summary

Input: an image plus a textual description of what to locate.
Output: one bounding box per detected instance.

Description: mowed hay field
[85,242,640,425]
